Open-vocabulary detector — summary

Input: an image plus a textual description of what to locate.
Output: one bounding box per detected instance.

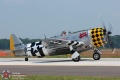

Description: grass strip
[1,75,120,80]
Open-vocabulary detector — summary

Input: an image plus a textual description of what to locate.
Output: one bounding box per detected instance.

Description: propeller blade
[102,21,106,30]
[107,36,116,53]
[99,17,115,53]
[108,22,113,33]
[112,48,116,54]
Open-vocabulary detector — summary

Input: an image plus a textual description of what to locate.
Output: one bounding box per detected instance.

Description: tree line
[0,35,120,50]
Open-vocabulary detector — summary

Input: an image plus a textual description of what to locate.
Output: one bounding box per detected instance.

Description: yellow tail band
[10,34,15,55]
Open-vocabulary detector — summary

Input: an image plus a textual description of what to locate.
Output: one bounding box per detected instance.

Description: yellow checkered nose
[90,28,104,47]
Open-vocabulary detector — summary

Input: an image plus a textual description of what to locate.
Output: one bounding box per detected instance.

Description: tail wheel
[25,58,28,61]
[93,53,101,60]
[72,56,80,62]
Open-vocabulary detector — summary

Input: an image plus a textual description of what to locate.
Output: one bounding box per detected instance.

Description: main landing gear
[93,53,101,60]
[93,49,101,60]
[72,56,80,62]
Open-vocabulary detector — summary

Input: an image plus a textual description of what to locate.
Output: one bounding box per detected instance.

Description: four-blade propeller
[102,21,115,53]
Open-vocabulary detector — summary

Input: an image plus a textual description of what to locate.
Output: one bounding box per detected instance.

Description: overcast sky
[0,0,120,39]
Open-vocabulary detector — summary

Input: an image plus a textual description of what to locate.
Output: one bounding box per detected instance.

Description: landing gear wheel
[25,58,28,61]
[93,53,101,60]
[72,56,80,62]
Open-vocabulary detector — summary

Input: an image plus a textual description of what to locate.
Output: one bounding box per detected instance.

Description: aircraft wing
[44,38,84,50]
[44,38,84,59]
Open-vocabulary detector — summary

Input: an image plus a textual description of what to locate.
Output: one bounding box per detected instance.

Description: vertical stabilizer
[10,34,26,56]
[10,34,25,50]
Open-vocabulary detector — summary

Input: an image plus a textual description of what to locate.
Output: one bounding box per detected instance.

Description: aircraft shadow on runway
[0,60,24,62]
[0,58,95,63]
[33,58,94,63]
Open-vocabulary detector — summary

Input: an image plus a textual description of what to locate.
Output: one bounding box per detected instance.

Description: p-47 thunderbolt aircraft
[10,26,113,62]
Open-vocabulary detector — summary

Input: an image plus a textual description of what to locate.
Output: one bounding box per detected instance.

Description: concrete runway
[0,58,120,76]
[0,58,120,66]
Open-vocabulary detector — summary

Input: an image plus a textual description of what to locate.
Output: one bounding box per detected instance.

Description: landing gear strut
[72,56,80,62]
